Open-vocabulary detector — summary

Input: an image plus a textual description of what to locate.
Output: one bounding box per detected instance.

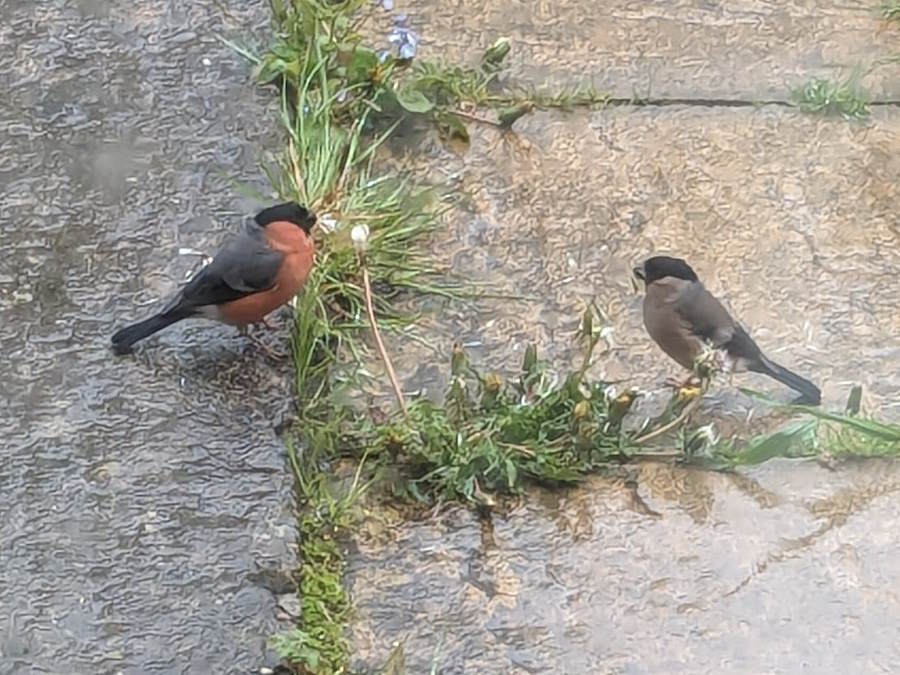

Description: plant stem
[634,398,701,445]
[452,108,503,127]
[360,252,408,416]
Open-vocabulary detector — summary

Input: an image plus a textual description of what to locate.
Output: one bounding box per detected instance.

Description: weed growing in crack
[883,0,900,23]
[791,73,870,119]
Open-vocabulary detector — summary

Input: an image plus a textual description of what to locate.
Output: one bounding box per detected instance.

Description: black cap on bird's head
[633,255,700,285]
[254,202,317,233]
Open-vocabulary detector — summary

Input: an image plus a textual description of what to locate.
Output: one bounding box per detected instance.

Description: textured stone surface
[382,106,899,417]
[0,2,295,673]
[349,461,900,673]
[348,2,900,673]
[401,0,900,99]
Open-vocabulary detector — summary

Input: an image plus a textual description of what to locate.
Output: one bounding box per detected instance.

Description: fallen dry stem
[453,107,503,127]
[634,397,702,445]
[360,253,408,416]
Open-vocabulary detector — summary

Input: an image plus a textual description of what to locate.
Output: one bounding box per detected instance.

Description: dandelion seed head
[351,224,370,252]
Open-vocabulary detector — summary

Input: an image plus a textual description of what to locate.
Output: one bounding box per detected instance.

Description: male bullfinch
[111,202,316,354]
[633,255,821,405]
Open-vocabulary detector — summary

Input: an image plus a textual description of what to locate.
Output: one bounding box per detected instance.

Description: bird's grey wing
[212,225,285,292]
[725,323,765,363]
[671,282,736,347]
[162,226,284,313]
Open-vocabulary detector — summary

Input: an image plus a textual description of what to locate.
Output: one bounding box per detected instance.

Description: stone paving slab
[378,105,900,420]
[348,460,900,674]
[400,0,899,100]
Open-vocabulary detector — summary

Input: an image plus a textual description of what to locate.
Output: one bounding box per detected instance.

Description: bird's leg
[237,324,287,359]
[664,373,700,390]
[259,315,278,330]
[663,376,682,390]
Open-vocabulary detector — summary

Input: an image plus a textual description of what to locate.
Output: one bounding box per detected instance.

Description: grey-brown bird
[633,255,821,405]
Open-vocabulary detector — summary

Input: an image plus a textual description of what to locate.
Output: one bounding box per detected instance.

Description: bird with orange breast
[110,202,316,354]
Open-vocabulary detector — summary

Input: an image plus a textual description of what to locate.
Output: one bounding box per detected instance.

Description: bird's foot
[663,376,681,390]
[238,326,288,359]
[664,374,701,390]
[259,316,279,331]
[251,334,289,360]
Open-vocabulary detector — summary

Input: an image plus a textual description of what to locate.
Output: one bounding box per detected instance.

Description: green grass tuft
[790,74,870,119]
[262,36,458,399]
[883,0,900,22]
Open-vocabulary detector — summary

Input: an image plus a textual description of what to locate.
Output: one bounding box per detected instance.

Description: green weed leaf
[396,86,435,113]
[346,46,379,84]
[436,111,470,144]
[731,421,818,466]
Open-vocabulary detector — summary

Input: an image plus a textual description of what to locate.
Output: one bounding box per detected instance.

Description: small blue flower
[373,0,393,10]
[388,22,419,59]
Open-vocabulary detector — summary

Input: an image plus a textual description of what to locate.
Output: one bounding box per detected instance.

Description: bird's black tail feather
[110,312,187,354]
[750,356,821,405]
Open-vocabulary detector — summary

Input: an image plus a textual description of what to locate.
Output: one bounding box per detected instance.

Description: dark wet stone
[0,0,296,672]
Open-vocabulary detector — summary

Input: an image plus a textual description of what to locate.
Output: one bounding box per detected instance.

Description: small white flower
[351,224,370,252]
